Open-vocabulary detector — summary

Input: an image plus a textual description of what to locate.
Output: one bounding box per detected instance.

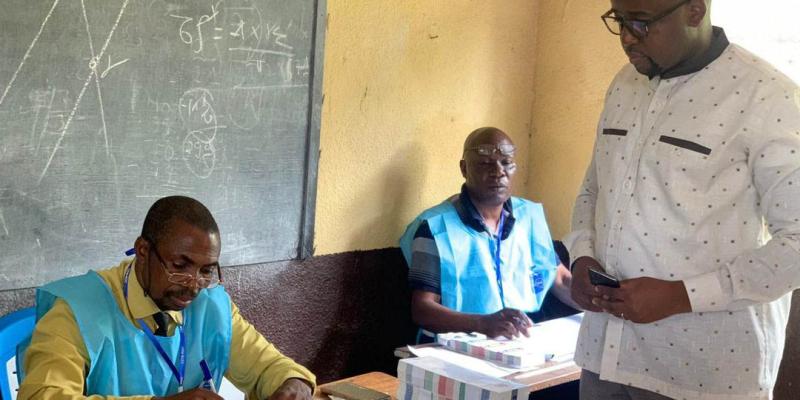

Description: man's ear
[134,236,149,259]
[459,159,467,178]
[686,0,707,27]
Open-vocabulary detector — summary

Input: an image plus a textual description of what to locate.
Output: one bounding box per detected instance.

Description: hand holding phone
[588,268,620,288]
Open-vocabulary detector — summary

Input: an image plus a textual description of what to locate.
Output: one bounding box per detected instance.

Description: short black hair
[141,196,219,245]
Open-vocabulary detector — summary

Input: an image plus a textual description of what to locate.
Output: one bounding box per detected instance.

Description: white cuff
[683,271,729,312]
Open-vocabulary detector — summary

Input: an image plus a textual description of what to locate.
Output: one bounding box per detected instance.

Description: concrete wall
[314,1,540,255]
[528,0,626,239]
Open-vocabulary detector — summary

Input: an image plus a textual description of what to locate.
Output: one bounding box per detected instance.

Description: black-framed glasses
[146,238,222,289]
[464,143,516,157]
[601,0,690,39]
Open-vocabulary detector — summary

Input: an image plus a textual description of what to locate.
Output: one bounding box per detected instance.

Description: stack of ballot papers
[435,332,547,369]
[397,356,530,400]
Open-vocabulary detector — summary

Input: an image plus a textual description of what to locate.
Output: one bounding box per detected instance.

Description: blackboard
[0,0,325,290]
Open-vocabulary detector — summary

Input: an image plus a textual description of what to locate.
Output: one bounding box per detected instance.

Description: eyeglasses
[601,0,690,39]
[146,238,222,289]
[464,143,516,157]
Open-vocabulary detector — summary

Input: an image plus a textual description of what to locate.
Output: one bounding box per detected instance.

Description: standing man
[567,0,800,399]
[19,196,315,400]
[400,127,577,342]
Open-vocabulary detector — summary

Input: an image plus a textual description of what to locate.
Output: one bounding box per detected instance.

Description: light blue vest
[400,197,558,314]
[27,270,232,396]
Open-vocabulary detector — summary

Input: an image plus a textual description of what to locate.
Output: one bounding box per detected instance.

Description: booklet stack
[435,332,546,368]
[397,356,530,400]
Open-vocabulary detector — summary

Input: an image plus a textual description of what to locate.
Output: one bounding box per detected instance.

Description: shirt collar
[659,26,729,79]
[454,185,516,239]
[124,260,184,325]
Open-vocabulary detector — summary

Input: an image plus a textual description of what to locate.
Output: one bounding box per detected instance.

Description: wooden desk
[394,343,581,392]
[315,358,580,399]
[505,358,581,391]
[316,372,398,399]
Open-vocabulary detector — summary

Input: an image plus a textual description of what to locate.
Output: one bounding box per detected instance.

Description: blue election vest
[400,197,558,314]
[28,270,232,396]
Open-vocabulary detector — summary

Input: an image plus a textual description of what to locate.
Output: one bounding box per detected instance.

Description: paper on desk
[399,356,529,395]
[407,313,584,378]
[527,313,583,359]
[408,345,520,378]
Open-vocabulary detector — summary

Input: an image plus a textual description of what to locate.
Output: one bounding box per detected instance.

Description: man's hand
[569,256,604,312]
[269,378,313,400]
[153,388,222,400]
[592,277,692,323]
[551,263,581,311]
[477,308,533,339]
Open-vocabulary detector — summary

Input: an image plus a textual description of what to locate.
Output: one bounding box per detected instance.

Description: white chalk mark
[38,74,94,184]
[80,0,110,157]
[192,125,227,132]
[95,0,130,63]
[34,89,58,154]
[130,77,138,112]
[93,75,110,156]
[193,2,220,54]
[170,14,194,45]
[284,56,293,80]
[100,56,129,78]
[266,23,292,50]
[0,0,62,108]
[228,47,293,57]
[0,209,9,236]
[38,0,130,184]
[80,0,97,55]
[30,88,55,150]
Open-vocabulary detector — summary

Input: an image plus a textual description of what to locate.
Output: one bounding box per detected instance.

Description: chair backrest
[0,307,35,400]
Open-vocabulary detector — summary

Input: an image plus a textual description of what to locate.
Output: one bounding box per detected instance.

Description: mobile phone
[588,268,620,288]
[321,382,391,400]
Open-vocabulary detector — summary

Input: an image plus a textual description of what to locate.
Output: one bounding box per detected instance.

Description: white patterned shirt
[566,35,800,400]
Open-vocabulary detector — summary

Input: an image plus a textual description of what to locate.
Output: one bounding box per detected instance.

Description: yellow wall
[528,0,626,239]
[314,1,628,254]
[315,1,540,254]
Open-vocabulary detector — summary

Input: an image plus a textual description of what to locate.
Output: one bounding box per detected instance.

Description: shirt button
[624,181,632,189]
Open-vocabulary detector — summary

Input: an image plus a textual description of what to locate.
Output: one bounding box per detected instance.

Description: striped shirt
[407,185,516,294]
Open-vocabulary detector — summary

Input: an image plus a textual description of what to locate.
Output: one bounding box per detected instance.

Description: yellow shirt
[18,260,316,400]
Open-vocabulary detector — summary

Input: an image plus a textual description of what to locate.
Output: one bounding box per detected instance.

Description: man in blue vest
[400,127,577,341]
[19,196,315,400]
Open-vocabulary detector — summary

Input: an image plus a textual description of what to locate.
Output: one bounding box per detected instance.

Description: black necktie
[152,312,168,336]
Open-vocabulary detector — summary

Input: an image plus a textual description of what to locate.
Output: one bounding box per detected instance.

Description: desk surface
[394,343,581,392]
[315,358,580,399]
[316,372,398,399]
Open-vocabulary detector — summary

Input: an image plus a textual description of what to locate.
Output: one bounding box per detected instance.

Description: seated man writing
[19,196,314,400]
[400,127,577,341]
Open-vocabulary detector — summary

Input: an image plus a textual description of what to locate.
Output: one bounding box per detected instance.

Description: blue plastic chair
[0,307,35,400]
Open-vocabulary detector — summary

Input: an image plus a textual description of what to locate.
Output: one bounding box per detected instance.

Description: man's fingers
[509,310,532,327]
[593,297,626,318]
[501,321,516,339]
[520,325,531,337]
[594,285,624,301]
[522,313,533,327]
[510,315,531,337]
[573,292,603,312]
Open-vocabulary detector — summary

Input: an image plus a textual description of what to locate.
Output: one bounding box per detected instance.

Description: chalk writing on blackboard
[0,0,322,290]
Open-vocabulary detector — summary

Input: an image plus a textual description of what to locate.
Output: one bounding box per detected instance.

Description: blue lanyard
[492,212,506,309]
[123,263,186,392]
